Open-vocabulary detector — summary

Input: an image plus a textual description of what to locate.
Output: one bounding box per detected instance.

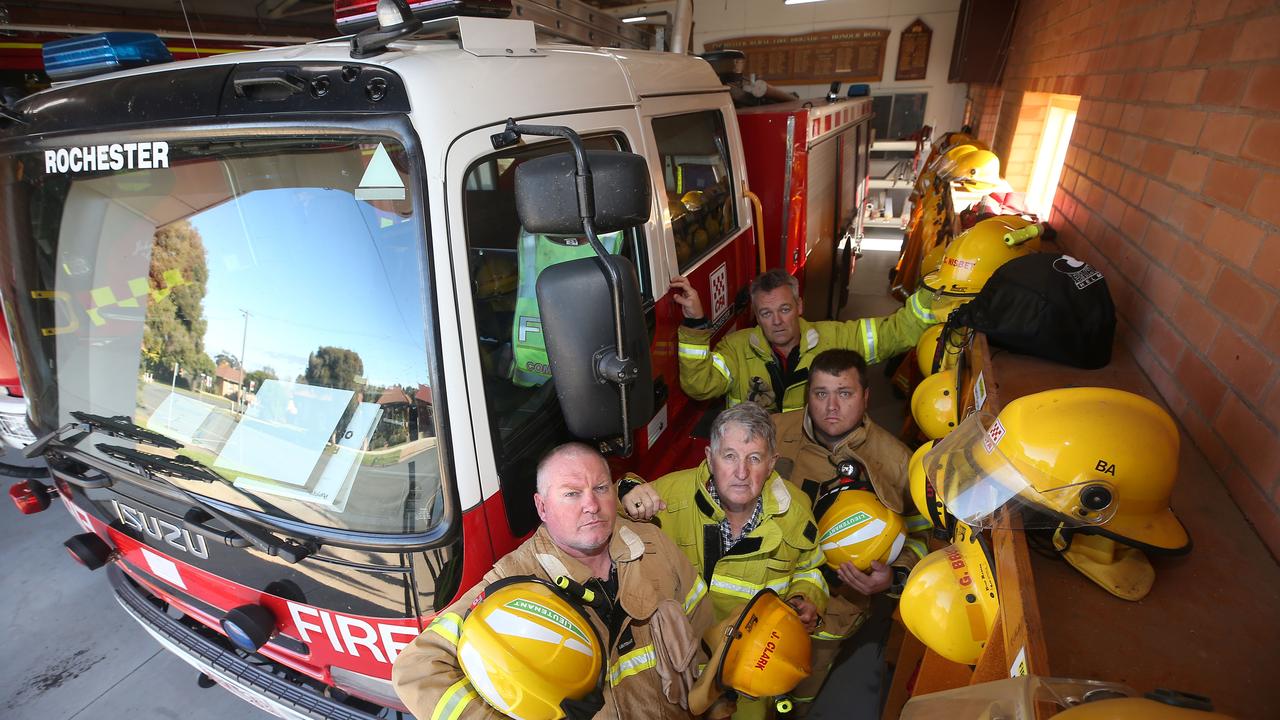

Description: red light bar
[335,0,512,33]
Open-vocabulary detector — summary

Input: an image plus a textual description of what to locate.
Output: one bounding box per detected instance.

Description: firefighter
[771,349,930,712]
[672,268,937,413]
[620,402,828,719]
[392,443,714,720]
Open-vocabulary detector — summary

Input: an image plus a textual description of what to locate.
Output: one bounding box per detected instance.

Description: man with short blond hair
[394,443,713,720]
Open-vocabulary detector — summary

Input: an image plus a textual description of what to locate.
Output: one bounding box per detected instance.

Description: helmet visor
[924,413,1118,529]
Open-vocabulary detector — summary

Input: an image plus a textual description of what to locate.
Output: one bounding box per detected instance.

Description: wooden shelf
[883,331,1280,719]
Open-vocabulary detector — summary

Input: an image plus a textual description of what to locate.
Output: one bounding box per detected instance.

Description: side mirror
[514,150,651,235]
[498,121,654,455]
[537,256,653,440]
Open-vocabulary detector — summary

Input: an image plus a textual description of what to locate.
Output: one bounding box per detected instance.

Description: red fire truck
[1,1,873,717]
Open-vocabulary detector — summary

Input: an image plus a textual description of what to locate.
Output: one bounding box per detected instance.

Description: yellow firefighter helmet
[474,255,518,299]
[689,589,813,714]
[815,488,906,571]
[921,215,1038,298]
[923,387,1189,553]
[938,146,1002,190]
[456,578,604,720]
[908,440,954,534]
[911,369,959,440]
[919,241,947,283]
[916,324,944,377]
[900,522,999,665]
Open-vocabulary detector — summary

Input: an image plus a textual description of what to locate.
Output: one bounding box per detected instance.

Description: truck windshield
[0,133,444,536]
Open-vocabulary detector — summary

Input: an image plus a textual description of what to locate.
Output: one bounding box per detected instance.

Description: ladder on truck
[508,0,654,50]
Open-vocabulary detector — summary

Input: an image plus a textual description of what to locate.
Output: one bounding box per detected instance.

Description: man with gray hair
[620,403,827,716]
[669,268,937,412]
[622,399,824,625]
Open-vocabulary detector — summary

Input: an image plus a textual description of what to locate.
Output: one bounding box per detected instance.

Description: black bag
[945,253,1115,369]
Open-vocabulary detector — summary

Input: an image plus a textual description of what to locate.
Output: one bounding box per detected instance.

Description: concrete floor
[0,239,910,720]
[0,461,272,720]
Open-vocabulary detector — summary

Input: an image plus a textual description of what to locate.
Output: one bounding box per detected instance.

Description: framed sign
[895,18,932,81]
[705,29,889,85]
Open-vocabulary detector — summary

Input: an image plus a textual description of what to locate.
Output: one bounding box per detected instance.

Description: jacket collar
[798,413,906,513]
[802,411,868,456]
[531,521,659,619]
[530,521,646,582]
[746,318,821,359]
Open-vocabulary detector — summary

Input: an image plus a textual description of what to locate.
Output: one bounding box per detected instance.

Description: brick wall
[974,0,1280,557]
[965,84,1004,147]
[1003,92,1052,189]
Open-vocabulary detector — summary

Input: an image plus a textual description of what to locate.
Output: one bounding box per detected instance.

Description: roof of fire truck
[18,17,726,169]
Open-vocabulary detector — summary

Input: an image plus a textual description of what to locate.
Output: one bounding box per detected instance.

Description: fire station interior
[1,1,1278,720]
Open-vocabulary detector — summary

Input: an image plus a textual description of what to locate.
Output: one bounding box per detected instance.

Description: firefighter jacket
[676,288,937,412]
[645,460,829,622]
[392,519,713,720]
[772,410,930,585]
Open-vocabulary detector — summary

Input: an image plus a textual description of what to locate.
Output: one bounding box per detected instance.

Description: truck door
[443,110,656,560]
[632,95,759,474]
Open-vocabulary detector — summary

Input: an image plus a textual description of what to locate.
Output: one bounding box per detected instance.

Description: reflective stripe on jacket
[677,288,937,412]
[647,461,828,621]
[391,520,713,720]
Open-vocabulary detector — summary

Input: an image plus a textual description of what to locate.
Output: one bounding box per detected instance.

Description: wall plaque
[895,18,932,81]
[705,29,889,85]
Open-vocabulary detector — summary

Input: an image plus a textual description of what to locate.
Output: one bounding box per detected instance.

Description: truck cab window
[652,111,739,271]
[462,134,646,532]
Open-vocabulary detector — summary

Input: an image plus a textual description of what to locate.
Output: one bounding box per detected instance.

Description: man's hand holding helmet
[785,595,821,633]
[836,559,893,596]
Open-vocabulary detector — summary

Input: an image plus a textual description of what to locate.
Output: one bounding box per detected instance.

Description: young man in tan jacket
[392,443,714,720]
[771,349,930,711]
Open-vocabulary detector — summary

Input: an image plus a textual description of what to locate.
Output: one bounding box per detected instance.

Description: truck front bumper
[108,564,384,720]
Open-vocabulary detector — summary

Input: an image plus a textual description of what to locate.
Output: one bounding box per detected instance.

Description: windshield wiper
[96,443,316,564]
[94,444,225,484]
[26,410,182,458]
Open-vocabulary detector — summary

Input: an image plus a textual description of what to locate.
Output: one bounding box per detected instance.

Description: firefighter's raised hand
[786,595,820,633]
[836,560,893,596]
[669,275,705,320]
[621,483,665,521]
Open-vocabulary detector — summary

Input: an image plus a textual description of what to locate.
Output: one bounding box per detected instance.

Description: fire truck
[0,1,874,717]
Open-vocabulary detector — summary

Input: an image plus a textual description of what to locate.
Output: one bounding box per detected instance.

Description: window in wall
[1023,94,1080,220]
[652,111,739,272]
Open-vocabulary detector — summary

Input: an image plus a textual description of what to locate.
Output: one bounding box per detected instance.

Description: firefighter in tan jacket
[392,443,714,720]
[771,349,930,711]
